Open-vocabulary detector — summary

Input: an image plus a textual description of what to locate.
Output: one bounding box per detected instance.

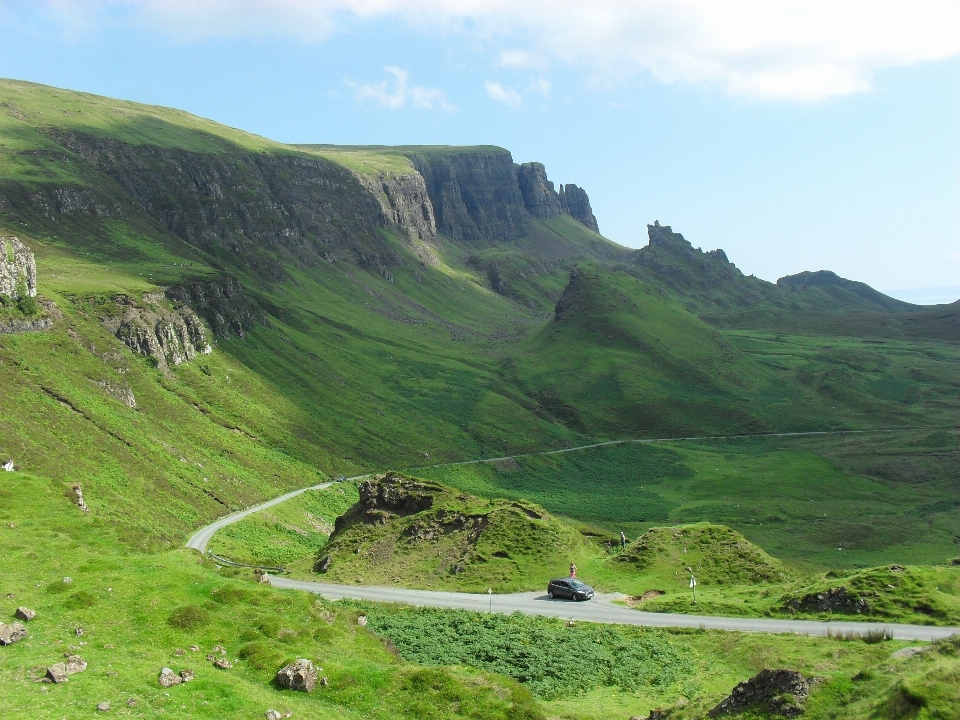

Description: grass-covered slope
[0,471,544,719]
[314,473,589,592]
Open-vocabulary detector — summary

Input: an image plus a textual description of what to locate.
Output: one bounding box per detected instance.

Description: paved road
[186,481,339,553]
[268,577,959,642]
[186,427,959,642]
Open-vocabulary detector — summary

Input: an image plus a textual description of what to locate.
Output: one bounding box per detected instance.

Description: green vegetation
[209,484,359,567]
[343,601,960,720]
[1,78,959,717]
[0,471,543,719]
[315,473,590,592]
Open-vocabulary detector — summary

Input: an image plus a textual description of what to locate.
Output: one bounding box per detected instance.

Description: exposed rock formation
[559,184,600,233]
[165,277,263,339]
[333,473,436,533]
[275,659,318,692]
[709,669,811,718]
[0,621,27,645]
[410,148,530,242]
[517,162,562,219]
[102,293,211,370]
[0,236,36,299]
[15,607,36,621]
[784,586,870,615]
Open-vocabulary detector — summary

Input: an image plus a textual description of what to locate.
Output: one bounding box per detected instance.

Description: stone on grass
[709,669,810,718]
[180,669,195,682]
[265,711,282,720]
[158,667,182,688]
[275,659,318,692]
[0,621,27,645]
[174,648,185,656]
[47,664,70,684]
[15,607,36,621]
[96,701,111,712]
[212,657,233,670]
[63,577,72,584]
[75,627,85,637]
[64,654,88,674]
[126,698,137,708]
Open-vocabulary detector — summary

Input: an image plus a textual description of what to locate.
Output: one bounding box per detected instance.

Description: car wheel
[548,590,555,599]
[574,594,582,602]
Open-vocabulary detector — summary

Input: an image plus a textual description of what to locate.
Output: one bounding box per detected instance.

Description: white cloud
[350,66,454,111]
[28,0,960,101]
[484,81,522,108]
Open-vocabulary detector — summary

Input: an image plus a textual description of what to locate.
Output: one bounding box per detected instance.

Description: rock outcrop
[784,586,870,615]
[559,184,600,233]
[0,621,27,645]
[165,277,264,339]
[103,293,211,370]
[275,659,318,692]
[517,162,562,219]
[709,669,811,718]
[0,236,36,299]
[410,148,530,242]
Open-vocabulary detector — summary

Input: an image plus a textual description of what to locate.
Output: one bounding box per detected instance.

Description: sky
[1,0,958,302]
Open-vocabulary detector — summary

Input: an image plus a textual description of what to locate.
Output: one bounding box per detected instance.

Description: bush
[167,605,211,630]
[64,590,98,609]
[16,293,37,316]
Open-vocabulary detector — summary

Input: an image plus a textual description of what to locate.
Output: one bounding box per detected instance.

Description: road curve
[185,427,958,641]
[268,577,960,642]
[186,480,339,553]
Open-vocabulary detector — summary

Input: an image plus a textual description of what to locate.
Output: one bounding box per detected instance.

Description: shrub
[167,605,211,630]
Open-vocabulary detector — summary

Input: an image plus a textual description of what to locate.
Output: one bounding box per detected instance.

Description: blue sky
[1,1,958,301]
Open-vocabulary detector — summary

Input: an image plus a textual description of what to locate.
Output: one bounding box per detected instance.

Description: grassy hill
[2,78,960,717]
[314,473,589,592]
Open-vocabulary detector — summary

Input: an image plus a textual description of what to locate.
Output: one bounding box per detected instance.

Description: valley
[1,78,958,718]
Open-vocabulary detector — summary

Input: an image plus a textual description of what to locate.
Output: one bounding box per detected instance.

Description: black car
[547,578,594,601]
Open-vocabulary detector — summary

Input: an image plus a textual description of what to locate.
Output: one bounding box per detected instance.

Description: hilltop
[314,472,588,592]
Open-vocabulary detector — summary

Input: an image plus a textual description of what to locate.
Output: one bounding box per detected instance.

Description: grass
[0,470,544,719]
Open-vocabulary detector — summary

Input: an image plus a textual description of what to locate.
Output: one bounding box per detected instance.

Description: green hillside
[2,78,960,718]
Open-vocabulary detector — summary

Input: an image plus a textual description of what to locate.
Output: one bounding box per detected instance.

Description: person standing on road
[569,562,577,578]
[620,531,627,551]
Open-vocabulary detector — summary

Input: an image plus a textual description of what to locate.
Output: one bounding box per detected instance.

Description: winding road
[185,429,960,643]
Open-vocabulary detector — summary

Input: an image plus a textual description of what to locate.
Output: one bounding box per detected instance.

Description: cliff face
[31,130,396,280]
[408,149,601,242]
[0,236,36,299]
[559,184,599,233]
[409,149,530,242]
[517,162,561,219]
[102,293,212,371]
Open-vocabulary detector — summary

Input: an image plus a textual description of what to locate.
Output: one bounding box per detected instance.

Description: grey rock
[96,701,111,712]
[75,627,85,636]
[517,162,561,219]
[126,698,137,707]
[265,711,282,720]
[63,576,73,584]
[179,669,195,682]
[0,236,37,299]
[275,659,318,692]
[64,655,88,674]
[0,621,27,645]
[558,184,599,232]
[212,657,233,670]
[103,293,211,372]
[709,669,810,718]
[892,646,924,659]
[46,663,70,684]
[158,667,182,688]
[785,586,870,615]
[14,606,35,621]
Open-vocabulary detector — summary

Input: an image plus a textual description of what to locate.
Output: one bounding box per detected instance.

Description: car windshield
[570,580,590,590]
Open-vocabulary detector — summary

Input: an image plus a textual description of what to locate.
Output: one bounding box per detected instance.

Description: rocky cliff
[559,184,599,233]
[0,236,36,299]
[102,293,211,370]
[408,149,601,242]
[517,162,562,219]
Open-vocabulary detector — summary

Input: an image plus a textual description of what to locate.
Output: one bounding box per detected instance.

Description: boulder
[709,669,810,718]
[15,606,36,621]
[275,659,318,692]
[0,621,27,645]
[47,663,70,684]
[158,667,182,688]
